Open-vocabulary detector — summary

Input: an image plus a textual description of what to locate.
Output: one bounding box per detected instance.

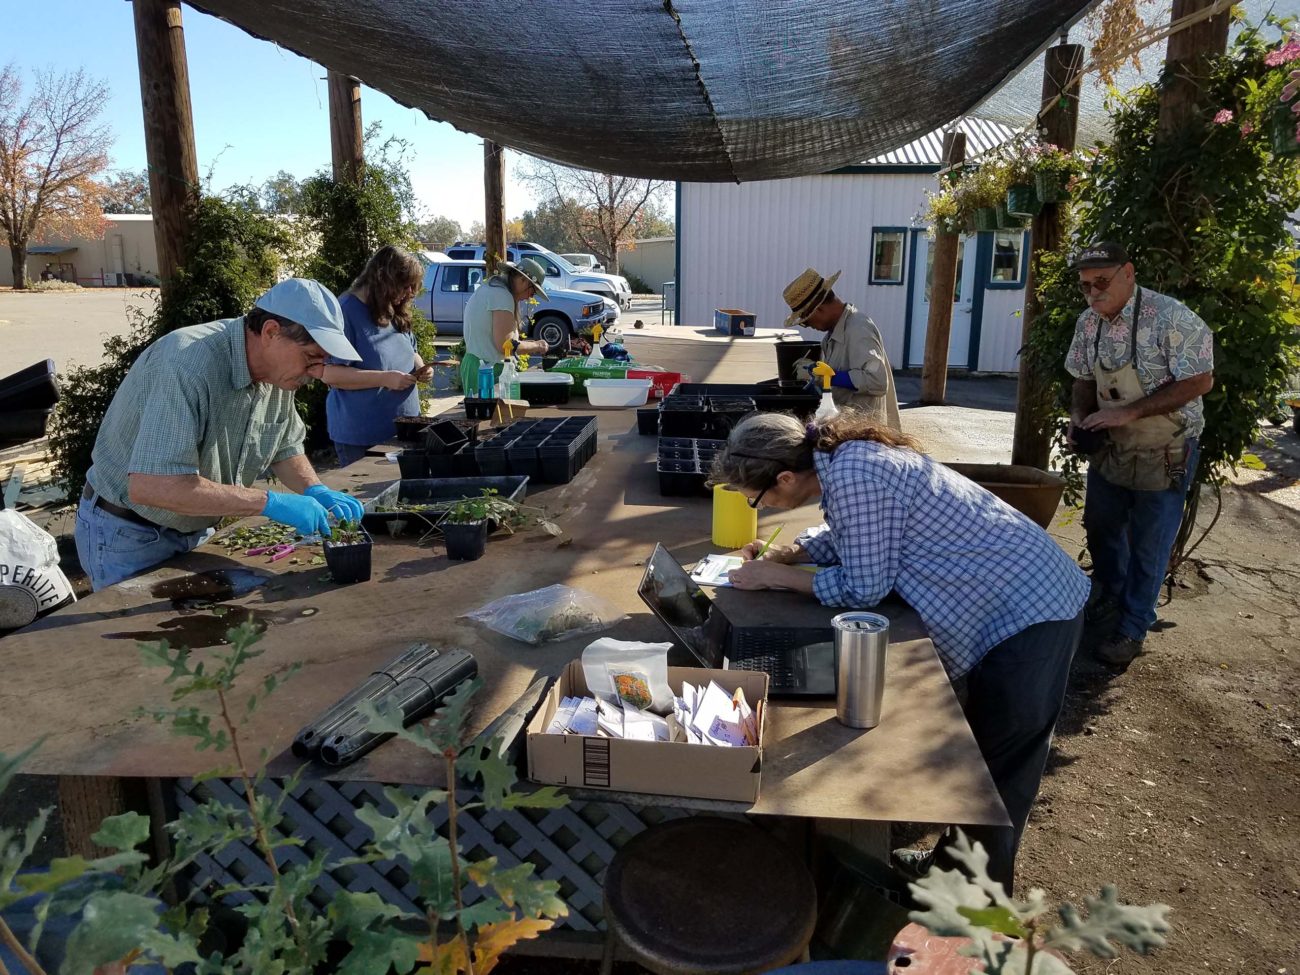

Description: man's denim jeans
[74,493,209,591]
[1083,438,1200,641]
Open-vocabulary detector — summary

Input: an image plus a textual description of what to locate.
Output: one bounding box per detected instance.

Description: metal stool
[600,817,818,975]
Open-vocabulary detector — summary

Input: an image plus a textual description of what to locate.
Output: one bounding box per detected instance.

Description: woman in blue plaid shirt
[712,411,1088,891]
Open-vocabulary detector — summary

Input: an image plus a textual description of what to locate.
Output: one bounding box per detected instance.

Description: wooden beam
[1011,43,1085,469]
[327,71,364,185]
[1159,0,1231,134]
[132,0,198,296]
[919,130,967,405]
[484,140,506,274]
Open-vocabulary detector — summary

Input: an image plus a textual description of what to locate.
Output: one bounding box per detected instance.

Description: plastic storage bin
[0,360,59,411]
[517,371,574,405]
[585,378,653,407]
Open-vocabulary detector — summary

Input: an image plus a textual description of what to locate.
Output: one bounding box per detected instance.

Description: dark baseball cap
[1072,241,1131,269]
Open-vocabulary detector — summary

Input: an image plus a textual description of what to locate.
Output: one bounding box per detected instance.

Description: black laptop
[637,544,836,697]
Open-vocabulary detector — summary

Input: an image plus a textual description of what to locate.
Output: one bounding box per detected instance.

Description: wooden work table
[0,408,1006,829]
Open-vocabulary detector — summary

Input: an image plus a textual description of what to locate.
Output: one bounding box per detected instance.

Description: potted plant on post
[1033,143,1082,203]
[442,495,492,561]
[964,160,1010,232]
[1004,145,1042,219]
[323,520,373,583]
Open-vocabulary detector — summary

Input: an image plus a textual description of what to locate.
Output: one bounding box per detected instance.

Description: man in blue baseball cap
[75,278,370,590]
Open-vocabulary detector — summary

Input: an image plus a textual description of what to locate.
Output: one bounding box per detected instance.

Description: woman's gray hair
[708,413,813,490]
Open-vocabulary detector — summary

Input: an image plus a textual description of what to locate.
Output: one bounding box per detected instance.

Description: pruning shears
[247,534,323,562]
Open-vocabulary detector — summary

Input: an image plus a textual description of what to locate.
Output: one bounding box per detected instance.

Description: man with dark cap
[1065,243,1214,666]
[75,278,367,590]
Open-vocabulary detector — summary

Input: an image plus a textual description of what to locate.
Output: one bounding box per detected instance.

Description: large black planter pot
[324,530,373,583]
[444,520,488,561]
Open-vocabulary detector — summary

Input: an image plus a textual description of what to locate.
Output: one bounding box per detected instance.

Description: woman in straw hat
[782,267,900,431]
[710,409,1087,892]
[460,258,553,394]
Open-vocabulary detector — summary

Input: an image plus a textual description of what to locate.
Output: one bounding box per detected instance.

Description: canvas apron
[1090,289,1189,491]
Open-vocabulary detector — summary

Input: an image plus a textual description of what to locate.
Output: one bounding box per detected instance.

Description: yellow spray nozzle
[811,361,836,391]
[592,324,603,345]
[502,339,515,358]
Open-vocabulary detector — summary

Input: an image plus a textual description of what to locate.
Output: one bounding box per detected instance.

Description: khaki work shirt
[86,318,307,533]
[821,304,901,431]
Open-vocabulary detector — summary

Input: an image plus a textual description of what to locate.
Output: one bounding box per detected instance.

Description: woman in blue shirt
[710,410,1088,892]
[321,247,433,465]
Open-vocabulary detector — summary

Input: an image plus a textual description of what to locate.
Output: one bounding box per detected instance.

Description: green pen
[755,525,783,560]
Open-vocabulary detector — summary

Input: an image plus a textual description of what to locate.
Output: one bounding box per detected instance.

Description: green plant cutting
[0,622,567,974]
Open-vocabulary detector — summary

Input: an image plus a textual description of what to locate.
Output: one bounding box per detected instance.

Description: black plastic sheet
[191,0,1094,180]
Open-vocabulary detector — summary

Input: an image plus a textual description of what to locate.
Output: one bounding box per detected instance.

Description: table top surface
[0,406,1006,827]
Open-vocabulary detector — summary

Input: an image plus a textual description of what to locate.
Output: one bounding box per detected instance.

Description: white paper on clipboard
[689,554,819,588]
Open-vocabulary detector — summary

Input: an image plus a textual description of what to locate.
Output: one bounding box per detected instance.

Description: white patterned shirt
[796,441,1089,679]
[1065,286,1214,436]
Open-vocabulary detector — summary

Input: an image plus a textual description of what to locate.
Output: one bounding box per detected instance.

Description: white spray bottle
[811,361,839,423]
[498,339,520,400]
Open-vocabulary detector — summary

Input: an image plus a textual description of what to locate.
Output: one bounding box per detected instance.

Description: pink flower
[1266,39,1300,66]
[1213,109,1235,124]
[1240,120,1255,135]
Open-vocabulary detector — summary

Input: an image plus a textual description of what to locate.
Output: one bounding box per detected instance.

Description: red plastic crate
[628,369,686,399]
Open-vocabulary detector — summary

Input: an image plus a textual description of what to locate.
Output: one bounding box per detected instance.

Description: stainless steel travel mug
[832,611,890,729]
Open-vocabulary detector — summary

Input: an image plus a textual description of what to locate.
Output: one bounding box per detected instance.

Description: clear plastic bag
[462,584,627,645]
[582,638,674,714]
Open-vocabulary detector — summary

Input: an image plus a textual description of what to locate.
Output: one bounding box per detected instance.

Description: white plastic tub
[585,378,653,408]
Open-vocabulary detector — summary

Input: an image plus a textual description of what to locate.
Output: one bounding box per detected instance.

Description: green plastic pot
[995,204,1024,230]
[973,207,999,232]
[1035,169,1068,203]
[1270,102,1300,157]
[1006,184,1042,218]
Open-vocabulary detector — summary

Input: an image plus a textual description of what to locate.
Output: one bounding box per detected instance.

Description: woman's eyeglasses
[747,485,771,509]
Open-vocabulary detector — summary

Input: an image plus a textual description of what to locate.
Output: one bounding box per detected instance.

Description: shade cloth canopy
[191,0,1094,181]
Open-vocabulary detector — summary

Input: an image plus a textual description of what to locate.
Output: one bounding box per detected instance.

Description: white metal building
[1,214,159,288]
[676,118,1031,373]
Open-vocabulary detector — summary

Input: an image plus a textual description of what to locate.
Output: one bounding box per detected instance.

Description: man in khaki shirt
[782,267,900,430]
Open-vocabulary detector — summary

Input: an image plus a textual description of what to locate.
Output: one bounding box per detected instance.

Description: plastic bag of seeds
[581,638,674,714]
[463,584,627,645]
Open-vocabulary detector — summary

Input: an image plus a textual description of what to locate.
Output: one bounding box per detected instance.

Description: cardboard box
[527,661,769,803]
[714,308,756,336]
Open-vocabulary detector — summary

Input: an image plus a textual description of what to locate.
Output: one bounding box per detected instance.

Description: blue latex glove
[305,484,365,522]
[262,491,332,537]
[830,369,856,390]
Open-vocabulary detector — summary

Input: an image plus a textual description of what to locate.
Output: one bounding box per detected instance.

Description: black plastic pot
[464,397,498,420]
[324,530,373,583]
[444,520,488,561]
[774,341,821,383]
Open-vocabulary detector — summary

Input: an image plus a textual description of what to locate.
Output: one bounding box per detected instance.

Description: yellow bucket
[712,484,758,549]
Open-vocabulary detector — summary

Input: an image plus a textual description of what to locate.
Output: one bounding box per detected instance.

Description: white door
[908,233,978,368]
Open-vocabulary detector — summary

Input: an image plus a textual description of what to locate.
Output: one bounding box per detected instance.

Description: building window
[870,229,906,285]
[990,232,1025,285]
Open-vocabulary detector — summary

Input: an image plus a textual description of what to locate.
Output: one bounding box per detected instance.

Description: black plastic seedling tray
[362,476,529,534]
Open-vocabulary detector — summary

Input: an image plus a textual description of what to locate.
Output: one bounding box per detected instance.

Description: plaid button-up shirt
[87,317,307,533]
[796,441,1089,679]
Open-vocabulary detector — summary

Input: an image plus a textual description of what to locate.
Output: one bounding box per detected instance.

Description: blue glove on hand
[262,491,332,537]
[305,484,365,522]
[830,369,856,390]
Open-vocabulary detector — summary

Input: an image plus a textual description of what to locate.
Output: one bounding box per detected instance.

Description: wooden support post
[132,0,198,295]
[328,71,364,185]
[484,140,506,274]
[1010,43,1084,469]
[920,130,967,405]
[1159,0,1231,134]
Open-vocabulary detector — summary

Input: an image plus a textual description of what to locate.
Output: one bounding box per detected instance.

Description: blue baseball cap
[253,278,360,361]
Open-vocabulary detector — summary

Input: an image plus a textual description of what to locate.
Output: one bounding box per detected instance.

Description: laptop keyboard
[731,629,818,684]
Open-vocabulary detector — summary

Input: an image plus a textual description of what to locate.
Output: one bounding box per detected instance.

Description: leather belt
[82,483,159,529]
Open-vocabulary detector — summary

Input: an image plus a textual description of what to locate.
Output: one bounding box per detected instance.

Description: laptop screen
[637,544,732,669]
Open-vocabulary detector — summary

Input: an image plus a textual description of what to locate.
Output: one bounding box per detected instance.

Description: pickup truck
[420,259,616,348]
[444,241,632,308]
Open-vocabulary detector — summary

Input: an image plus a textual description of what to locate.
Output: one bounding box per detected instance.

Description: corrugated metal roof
[861,117,1018,167]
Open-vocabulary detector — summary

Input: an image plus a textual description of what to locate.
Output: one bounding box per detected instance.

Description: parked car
[420,259,616,348]
[444,242,632,309]
[561,252,605,272]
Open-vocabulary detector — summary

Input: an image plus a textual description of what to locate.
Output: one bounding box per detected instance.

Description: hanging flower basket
[974,207,999,232]
[1270,102,1300,157]
[995,204,1024,230]
[1035,169,1068,203]
[1006,184,1042,218]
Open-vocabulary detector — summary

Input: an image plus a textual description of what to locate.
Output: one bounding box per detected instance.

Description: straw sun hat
[782,267,841,326]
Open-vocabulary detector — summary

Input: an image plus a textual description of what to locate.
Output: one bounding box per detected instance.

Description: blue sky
[4,1,539,229]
